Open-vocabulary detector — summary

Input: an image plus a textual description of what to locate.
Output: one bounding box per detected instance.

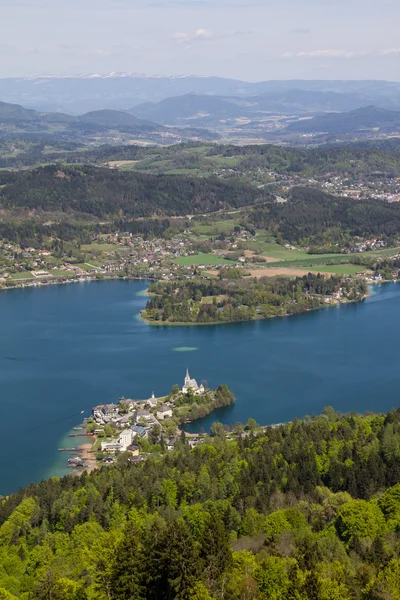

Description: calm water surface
[0,280,399,493]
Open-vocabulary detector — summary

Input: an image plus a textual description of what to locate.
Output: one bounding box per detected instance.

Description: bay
[0,279,399,494]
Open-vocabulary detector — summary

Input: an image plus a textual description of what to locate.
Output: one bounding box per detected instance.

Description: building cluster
[90,370,203,458]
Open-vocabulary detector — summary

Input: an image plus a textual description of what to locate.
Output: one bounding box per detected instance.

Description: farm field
[306,264,372,275]
[50,269,76,277]
[10,272,34,280]
[80,243,117,253]
[173,253,236,266]
[262,246,400,269]
[193,218,243,236]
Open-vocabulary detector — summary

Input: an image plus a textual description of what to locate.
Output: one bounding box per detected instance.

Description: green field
[50,269,75,277]
[307,264,371,275]
[203,156,241,168]
[164,168,199,176]
[173,253,236,266]
[10,272,34,280]
[193,218,243,236]
[77,263,97,272]
[262,246,400,269]
[80,243,116,253]
[253,237,312,261]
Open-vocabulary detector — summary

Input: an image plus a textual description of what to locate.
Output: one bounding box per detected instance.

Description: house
[132,425,147,438]
[127,444,139,456]
[101,441,120,453]
[156,405,173,420]
[92,403,119,424]
[182,369,205,395]
[101,429,133,453]
[101,403,119,420]
[146,392,158,409]
[135,409,152,422]
[118,429,133,451]
[116,414,132,426]
[119,398,139,410]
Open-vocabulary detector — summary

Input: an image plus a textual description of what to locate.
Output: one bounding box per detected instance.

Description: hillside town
[66,371,235,470]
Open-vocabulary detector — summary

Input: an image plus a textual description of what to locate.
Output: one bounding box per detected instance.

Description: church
[182,369,205,395]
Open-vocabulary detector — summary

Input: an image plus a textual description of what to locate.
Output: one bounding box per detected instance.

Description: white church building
[182,369,205,395]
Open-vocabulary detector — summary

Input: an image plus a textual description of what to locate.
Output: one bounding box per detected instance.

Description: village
[0,226,254,288]
[66,370,235,470]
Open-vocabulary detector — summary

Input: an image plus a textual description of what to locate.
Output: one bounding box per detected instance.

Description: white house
[118,429,133,451]
[156,405,173,420]
[101,429,133,453]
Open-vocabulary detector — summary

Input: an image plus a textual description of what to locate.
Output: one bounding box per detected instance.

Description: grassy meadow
[174,253,236,266]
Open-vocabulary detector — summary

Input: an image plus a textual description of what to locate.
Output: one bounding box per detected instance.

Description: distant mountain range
[287,106,400,134]
[130,90,400,127]
[1,75,400,115]
[0,101,160,131]
[0,101,218,143]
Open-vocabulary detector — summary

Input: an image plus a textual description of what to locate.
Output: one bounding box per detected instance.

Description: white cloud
[171,28,250,45]
[380,48,400,55]
[296,49,360,58]
[282,48,400,60]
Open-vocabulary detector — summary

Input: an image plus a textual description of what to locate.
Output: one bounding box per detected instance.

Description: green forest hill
[2,408,400,599]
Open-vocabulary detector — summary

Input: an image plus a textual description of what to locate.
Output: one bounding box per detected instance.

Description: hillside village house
[135,408,152,422]
[101,428,133,453]
[156,405,173,420]
[92,403,119,424]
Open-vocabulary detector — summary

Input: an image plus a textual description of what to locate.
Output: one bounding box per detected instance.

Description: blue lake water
[0,279,400,494]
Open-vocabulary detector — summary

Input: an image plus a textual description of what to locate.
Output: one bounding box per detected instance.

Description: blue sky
[1,0,399,80]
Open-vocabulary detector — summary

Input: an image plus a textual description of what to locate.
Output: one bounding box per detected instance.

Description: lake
[0,279,399,494]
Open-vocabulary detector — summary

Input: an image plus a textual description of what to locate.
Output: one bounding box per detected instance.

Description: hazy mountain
[244,89,386,114]
[131,94,246,124]
[75,109,159,131]
[1,75,400,114]
[0,101,162,132]
[130,88,400,128]
[0,100,40,121]
[288,106,400,134]
[0,100,221,144]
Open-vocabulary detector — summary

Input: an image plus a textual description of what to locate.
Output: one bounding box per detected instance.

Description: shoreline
[0,273,154,293]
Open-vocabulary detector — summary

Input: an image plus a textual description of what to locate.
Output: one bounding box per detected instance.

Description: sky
[1,0,400,81]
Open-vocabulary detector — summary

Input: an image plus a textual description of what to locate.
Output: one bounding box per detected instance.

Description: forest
[2,408,400,599]
[249,187,400,245]
[0,164,269,219]
[143,272,368,324]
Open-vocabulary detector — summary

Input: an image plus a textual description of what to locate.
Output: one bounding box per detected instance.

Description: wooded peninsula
[142,271,368,325]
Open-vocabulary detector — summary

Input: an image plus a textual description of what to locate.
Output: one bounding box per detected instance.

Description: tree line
[2,408,400,598]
